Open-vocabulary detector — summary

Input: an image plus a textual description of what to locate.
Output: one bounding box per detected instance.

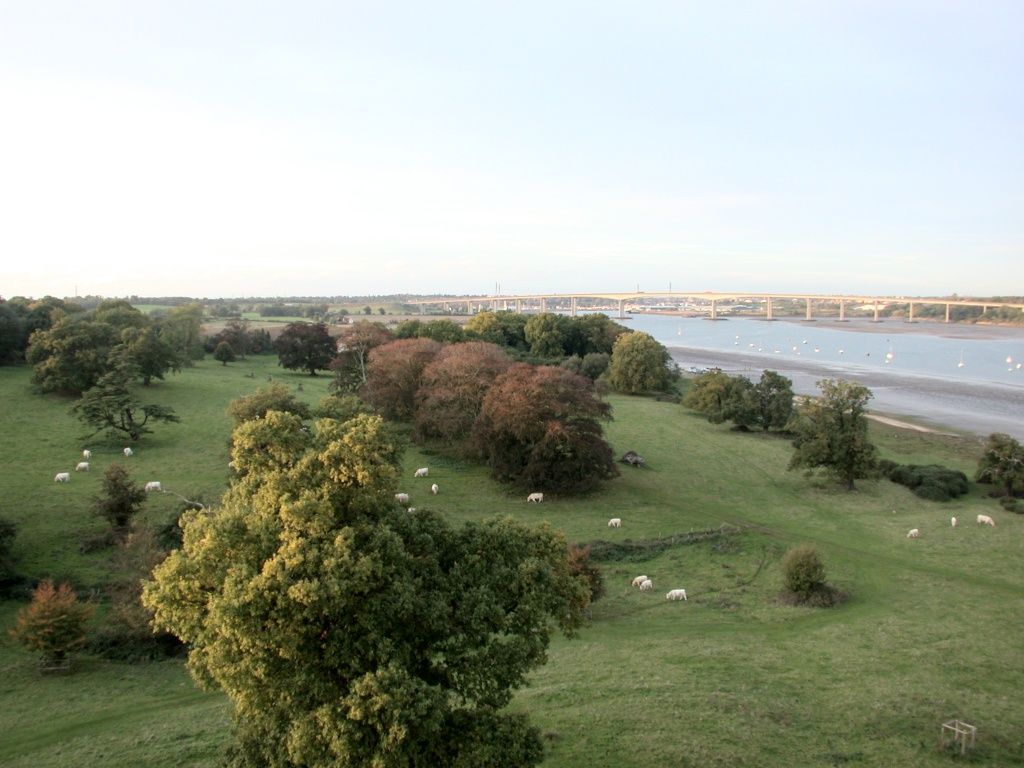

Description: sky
[1,1,1021,299]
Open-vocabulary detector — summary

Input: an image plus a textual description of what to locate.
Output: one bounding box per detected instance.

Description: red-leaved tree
[473,364,618,493]
[413,342,513,449]
[363,338,443,420]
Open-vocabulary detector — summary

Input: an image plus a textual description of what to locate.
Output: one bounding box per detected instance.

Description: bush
[782,545,826,598]
[999,496,1022,513]
[10,580,93,664]
[880,461,969,501]
[228,382,312,426]
[92,464,147,538]
[567,544,604,604]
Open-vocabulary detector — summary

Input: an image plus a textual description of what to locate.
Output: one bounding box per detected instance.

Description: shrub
[92,464,147,538]
[881,462,969,501]
[314,393,372,423]
[782,545,826,598]
[567,544,605,603]
[10,580,93,664]
[227,382,312,425]
[999,496,1022,513]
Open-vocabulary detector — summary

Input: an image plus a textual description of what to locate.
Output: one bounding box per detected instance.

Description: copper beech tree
[362,338,442,420]
[473,364,618,493]
[144,412,588,768]
[413,342,512,449]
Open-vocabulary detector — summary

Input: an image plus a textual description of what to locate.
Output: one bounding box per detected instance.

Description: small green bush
[881,462,969,501]
[782,544,826,598]
[999,496,1022,513]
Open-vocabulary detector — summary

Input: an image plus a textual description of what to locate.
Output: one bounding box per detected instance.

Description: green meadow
[1,357,1022,766]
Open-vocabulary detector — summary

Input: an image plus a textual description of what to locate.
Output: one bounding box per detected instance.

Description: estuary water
[623,314,1024,439]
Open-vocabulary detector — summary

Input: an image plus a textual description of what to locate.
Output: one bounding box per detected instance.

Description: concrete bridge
[412,291,1024,323]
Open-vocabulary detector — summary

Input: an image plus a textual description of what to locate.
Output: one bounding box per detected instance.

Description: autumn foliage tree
[474,365,618,493]
[413,342,513,449]
[363,338,443,420]
[10,580,93,665]
[143,412,587,767]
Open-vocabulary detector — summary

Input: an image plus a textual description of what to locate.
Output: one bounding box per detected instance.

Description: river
[621,314,1024,439]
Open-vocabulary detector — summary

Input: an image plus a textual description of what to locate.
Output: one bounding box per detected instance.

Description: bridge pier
[907,302,916,323]
[837,299,847,322]
[945,303,951,323]
[466,300,474,315]
[710,299,717,320]
[540,297,547,313]
[804,297,815,321]
[872,303,881,323]
[618,299,625,319]
[571,297,578,317]
[515,299,522,314]
[765,296,774,321]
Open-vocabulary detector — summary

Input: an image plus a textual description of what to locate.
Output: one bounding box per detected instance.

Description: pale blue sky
[1,2,1021,298]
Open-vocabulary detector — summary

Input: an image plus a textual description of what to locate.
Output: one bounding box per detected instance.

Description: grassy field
[1,358,1022,766]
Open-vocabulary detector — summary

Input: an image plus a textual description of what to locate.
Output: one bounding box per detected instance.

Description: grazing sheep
[639,579,653,592]
[666,589,688,601]
[414,467,429,478]
[431,483,439,495]
[907,528,920,538]
[608,518,622,528]
[977,514,995,527]
[123,447,134,457]
[395,493,410,505]
[75,461,90,472]
[951,516,957,528]
[527,492,544,503]
[145,481,162,492]
[82,449,92,460]
[631,575,649,588]
[407,507,417,513]
[54,472,70,483]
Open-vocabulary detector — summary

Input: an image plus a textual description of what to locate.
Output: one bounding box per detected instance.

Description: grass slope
[1,362,1022,766]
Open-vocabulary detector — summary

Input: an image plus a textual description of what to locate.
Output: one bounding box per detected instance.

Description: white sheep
[431,483,439,495]
[977,514,995,527]
[123,447,134,457]
[82,449,92,460]
[145,481,162,492]
[907,528,920,538]
[75,461,90,472]
[639,579,653,592]
[631,575,649,588]
[395,493,410,505]
[608,518,622,528]
[414,467,429,478]
[407,507,417,513]
[951,516,957,528]
[527,492,544,503]
[54,472,70,483]
[666,589,688,601]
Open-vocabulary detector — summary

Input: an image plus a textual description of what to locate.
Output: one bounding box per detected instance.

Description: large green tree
[975,432,1024,497]
[274,322,337,375]
[788,379,877,490]
[752,370,795,432]
[144,412,586,767]
[681,368,735,423]
[607,331,671,393]
[523,313,566,358]
[111,325,181,385]
[26,316,119,394]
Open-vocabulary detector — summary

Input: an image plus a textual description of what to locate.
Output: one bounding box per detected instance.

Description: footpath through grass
[1,361,1022,766]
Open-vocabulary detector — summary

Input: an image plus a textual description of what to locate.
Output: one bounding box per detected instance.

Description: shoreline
[668,344,1024,440]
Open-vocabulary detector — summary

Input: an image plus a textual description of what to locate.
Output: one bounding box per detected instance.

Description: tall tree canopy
[274,322,337,375]
[413,342,513,448]
[473,364,617,493]
[465,311,528,350]
[974,432,1024,497]
[607,331,672,394]
[331,321,395,393]
[523,313,566,358]
[73,371,181,441]
[681,369,736,423]
[363,338,443,420]
[788,379,877,490]
[144,412,586,768]
[26,316,120,394]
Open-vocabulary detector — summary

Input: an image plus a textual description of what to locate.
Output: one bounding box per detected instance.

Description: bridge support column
[907,302,915,323]
[710,300,717,320]
[515,299,522,313]
[945,303,951,323]
[618,299,625,319]
[765,297,774,320]
[466,300,473,315]
[872,303,880,322]
[804,298,814,321]
[571,297,578,317]
[540,297,547,313]
[838,300,847,322]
